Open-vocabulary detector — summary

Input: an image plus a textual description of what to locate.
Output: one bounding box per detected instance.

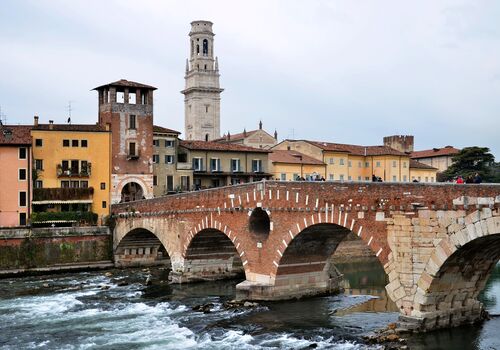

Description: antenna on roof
[0,106,7,126]
[67,101,73,124]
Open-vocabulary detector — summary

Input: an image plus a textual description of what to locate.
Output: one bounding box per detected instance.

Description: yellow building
[269,150,326,181]
[31,117,111,225]
[409,159,438,183]
[272,140,412,182]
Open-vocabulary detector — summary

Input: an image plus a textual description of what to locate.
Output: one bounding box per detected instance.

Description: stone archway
[115,228,172,268]
[121,182,145,203]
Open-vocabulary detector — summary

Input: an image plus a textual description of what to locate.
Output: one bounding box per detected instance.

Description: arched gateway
[112,181,500,331]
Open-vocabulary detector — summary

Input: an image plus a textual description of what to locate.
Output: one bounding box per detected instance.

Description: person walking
[473,173,482,184]
[456,176,464,184]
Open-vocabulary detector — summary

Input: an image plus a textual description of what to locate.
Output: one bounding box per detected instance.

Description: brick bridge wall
[111,180,500,331]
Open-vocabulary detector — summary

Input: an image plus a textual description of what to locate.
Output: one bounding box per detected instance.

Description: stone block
[486,216,500,235]
[480,208,493,220]
[477,197,494,206]
[465,211,480,225]
[417,272,433,292]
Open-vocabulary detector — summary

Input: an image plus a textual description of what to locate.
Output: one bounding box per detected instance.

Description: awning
[32,200,93,205]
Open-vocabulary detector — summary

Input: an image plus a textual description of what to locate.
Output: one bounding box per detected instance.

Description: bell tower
[181,20,223,141]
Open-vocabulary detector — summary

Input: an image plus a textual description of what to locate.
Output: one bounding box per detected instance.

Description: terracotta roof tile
[270,150,325,165]
[410,146,460,159]
[303,140,408,156]
[33,124,108,132]
[409,159,438,170]
[153,125,180,134]
[93,79,157,90]
[180,140,269,153]
[0,125,32,145]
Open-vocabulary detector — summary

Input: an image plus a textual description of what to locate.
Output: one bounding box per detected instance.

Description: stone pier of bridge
[111,181,500,332]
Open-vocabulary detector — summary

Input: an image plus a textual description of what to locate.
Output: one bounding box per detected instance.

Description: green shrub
[31,211,98,224]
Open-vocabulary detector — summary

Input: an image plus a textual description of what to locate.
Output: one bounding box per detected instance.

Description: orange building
[0,125,32,227]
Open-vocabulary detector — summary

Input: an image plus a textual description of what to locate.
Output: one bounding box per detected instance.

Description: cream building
[410,146,460,173]
[182,20,223,141]
[215,121,278,149]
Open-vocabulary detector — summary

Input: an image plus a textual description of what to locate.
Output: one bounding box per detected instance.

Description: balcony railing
[57,163,92,177]
[33,187,94,201]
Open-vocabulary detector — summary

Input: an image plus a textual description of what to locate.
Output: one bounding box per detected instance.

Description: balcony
[57,163,92,178]
[177,162,192,170]
[33,187,94,202]
[127,149,140,160]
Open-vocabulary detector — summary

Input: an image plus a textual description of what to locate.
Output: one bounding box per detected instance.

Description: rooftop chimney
[34,115,39,127]
[49,120,54,130]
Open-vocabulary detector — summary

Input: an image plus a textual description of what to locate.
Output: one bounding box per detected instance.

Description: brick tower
[94,79,155,204]
[182,20,223,141]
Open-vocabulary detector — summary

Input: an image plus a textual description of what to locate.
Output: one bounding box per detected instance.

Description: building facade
[409,159,438,183]
[182,20,223,141]
[215,121,278,149]
[94,79,155,203]
[410,146,460,173]
[0,125,32,227]
[179,141,271,189]
[269,150,326,181]
[152,125,193,196]
[30,117,111,224]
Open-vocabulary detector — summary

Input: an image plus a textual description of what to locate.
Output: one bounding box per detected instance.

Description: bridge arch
[411,210,500,330]
[174,222,249,283]
[114,227,172,268]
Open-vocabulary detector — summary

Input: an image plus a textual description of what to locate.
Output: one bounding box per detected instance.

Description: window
[329,174,334,181]
[19,191,27,207]
[348,175,352,180]
[153,155,159,163]
[128,92,136,104]
[70,180,79,188]
[252,159,263,172]
[393,176,397,182]
[129,142,137,157]
[376,161,381,167]
[19,213,27,226]
[72,140,79,147]
[70,160,79,174]
[61,160,69,171]
[165,140,174,148]
[293,173,299,181]
[329,158,334,165]
[19,169,27,180]
[61,180,70,188]
[116,91,125,103]
[203,38,208,55]
[358,161,362,168]
[80,161,89,175]
[193,157,203,171]
[80,181,89,188]
[153,139,160,147]
[102,201,107,209]
[35,139,42,147]
[431,177,434,182]
[425,177,429,182]
[403,162,407,168]
[231,159,241,172]
[19,147,27,159]
[63,139,70,147]
[205,105,209,113]
[129,115,136,129]
[210,158,221,172]
[165,155,174,164]
[231,178,241,185]
[365,162,370,168]
[348,161,352,167]
[339,174,344,181]
[392,160,397,168]
[365,176,370,181]
[100,182,106,190]
[280,173,286,181]
[418,176,421,181]
[35,180,43,188]
[166,176,174,192]
[153,175,158,186]
[180,176,190,191]
[81,140,88,147]
[339,159,344,165]
[35,159,43,171]
[403,175,407,182]
[358,176,362,181]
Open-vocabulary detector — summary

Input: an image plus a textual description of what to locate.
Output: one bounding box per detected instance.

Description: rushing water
[0,260,499,350]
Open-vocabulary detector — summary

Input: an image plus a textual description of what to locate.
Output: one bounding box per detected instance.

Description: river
[0,259,499,349]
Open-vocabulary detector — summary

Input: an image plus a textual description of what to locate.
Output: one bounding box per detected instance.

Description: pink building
[0,125,32,227]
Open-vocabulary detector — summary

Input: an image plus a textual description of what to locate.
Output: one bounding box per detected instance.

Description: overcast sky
[1,0,499,156]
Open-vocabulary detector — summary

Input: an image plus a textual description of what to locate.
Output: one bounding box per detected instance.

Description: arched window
[203,39,208,56]
[196,44,200,55]
[205,134,209,141]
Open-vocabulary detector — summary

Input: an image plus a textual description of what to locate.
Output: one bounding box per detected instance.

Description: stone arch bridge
[111,180,500,331]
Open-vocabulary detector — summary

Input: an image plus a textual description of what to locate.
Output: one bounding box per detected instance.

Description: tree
[442,147,495,182]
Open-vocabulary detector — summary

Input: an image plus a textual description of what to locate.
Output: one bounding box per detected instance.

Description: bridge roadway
[111,180,500,332]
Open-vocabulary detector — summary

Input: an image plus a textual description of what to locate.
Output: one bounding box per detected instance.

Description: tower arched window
[203,39,208,56]
[196,44,200,55]
[205,134,209,141]
[191,41,194,56]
